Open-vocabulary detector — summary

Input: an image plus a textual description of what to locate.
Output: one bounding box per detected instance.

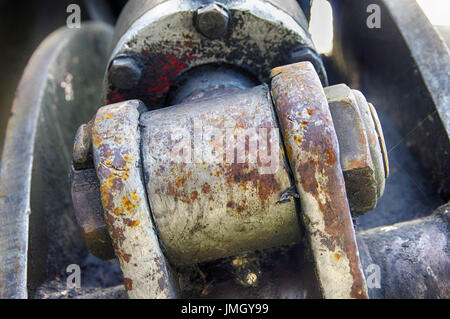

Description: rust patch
[166,182,176,196]
[123,218,140,228]
[202,183,211,194]
[121,195,137,213]
[324,149,337,164]
[124,278,133,291]
[226,200,246,215]
[105,212,126,246]
[190,191,198,201]
[225,163,280,201]
[175,176,188,188]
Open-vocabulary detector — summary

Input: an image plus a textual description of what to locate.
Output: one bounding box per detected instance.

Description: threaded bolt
[195,2,230,39]
[109,55,142,90]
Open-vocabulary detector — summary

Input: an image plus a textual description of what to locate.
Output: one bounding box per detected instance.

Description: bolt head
[324,84,380,215]
[196,3,230,39]
[109,56,142,90]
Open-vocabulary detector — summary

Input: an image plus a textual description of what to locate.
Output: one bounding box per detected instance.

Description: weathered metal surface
[111,0,310,52]
[108,54,143,90]
[92,99,177,298]
[324,84,378,214]
[70,168,115,261]
[353,90,387,197]
[368,102,389,179]
[0,22,113,299]
[286,46,328,86]
[73,120,94,169]
[271,62,368,298]
[105,0,314,108]
[167,64,257,106]
[141,85,301,266]
[358,203,449,299]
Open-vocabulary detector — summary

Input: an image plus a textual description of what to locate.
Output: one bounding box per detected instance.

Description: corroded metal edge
[271,62,368,299]
[352,90,386,198]
[92,100,177,299]
[367,102,389,180]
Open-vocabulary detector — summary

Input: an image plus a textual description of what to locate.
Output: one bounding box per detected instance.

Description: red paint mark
[124,278,133,291]
[324,149,336,164]
[106,91,127,104]
[107,50,197,106]
[145,51,196,98]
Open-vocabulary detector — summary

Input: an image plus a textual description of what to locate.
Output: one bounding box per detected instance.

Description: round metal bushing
[108,56,142,90]
[195,2,230,39]
[140,85,301,266]
[324,84,380,214]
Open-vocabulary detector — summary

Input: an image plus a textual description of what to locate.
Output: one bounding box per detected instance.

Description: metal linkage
[271,63,368,298]
[91,100,177,298]
[71,61,388,298]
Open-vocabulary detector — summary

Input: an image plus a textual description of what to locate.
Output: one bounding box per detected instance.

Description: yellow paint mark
[294,135,303,144]
[124,155,134,163]
[131,220,140,228]
[113,207,122,216]
[121,196,137,213]
[93,136,102,148]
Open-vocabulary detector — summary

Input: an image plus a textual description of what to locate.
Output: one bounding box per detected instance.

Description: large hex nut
[353,90,388,197]
[325,84,379,214]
